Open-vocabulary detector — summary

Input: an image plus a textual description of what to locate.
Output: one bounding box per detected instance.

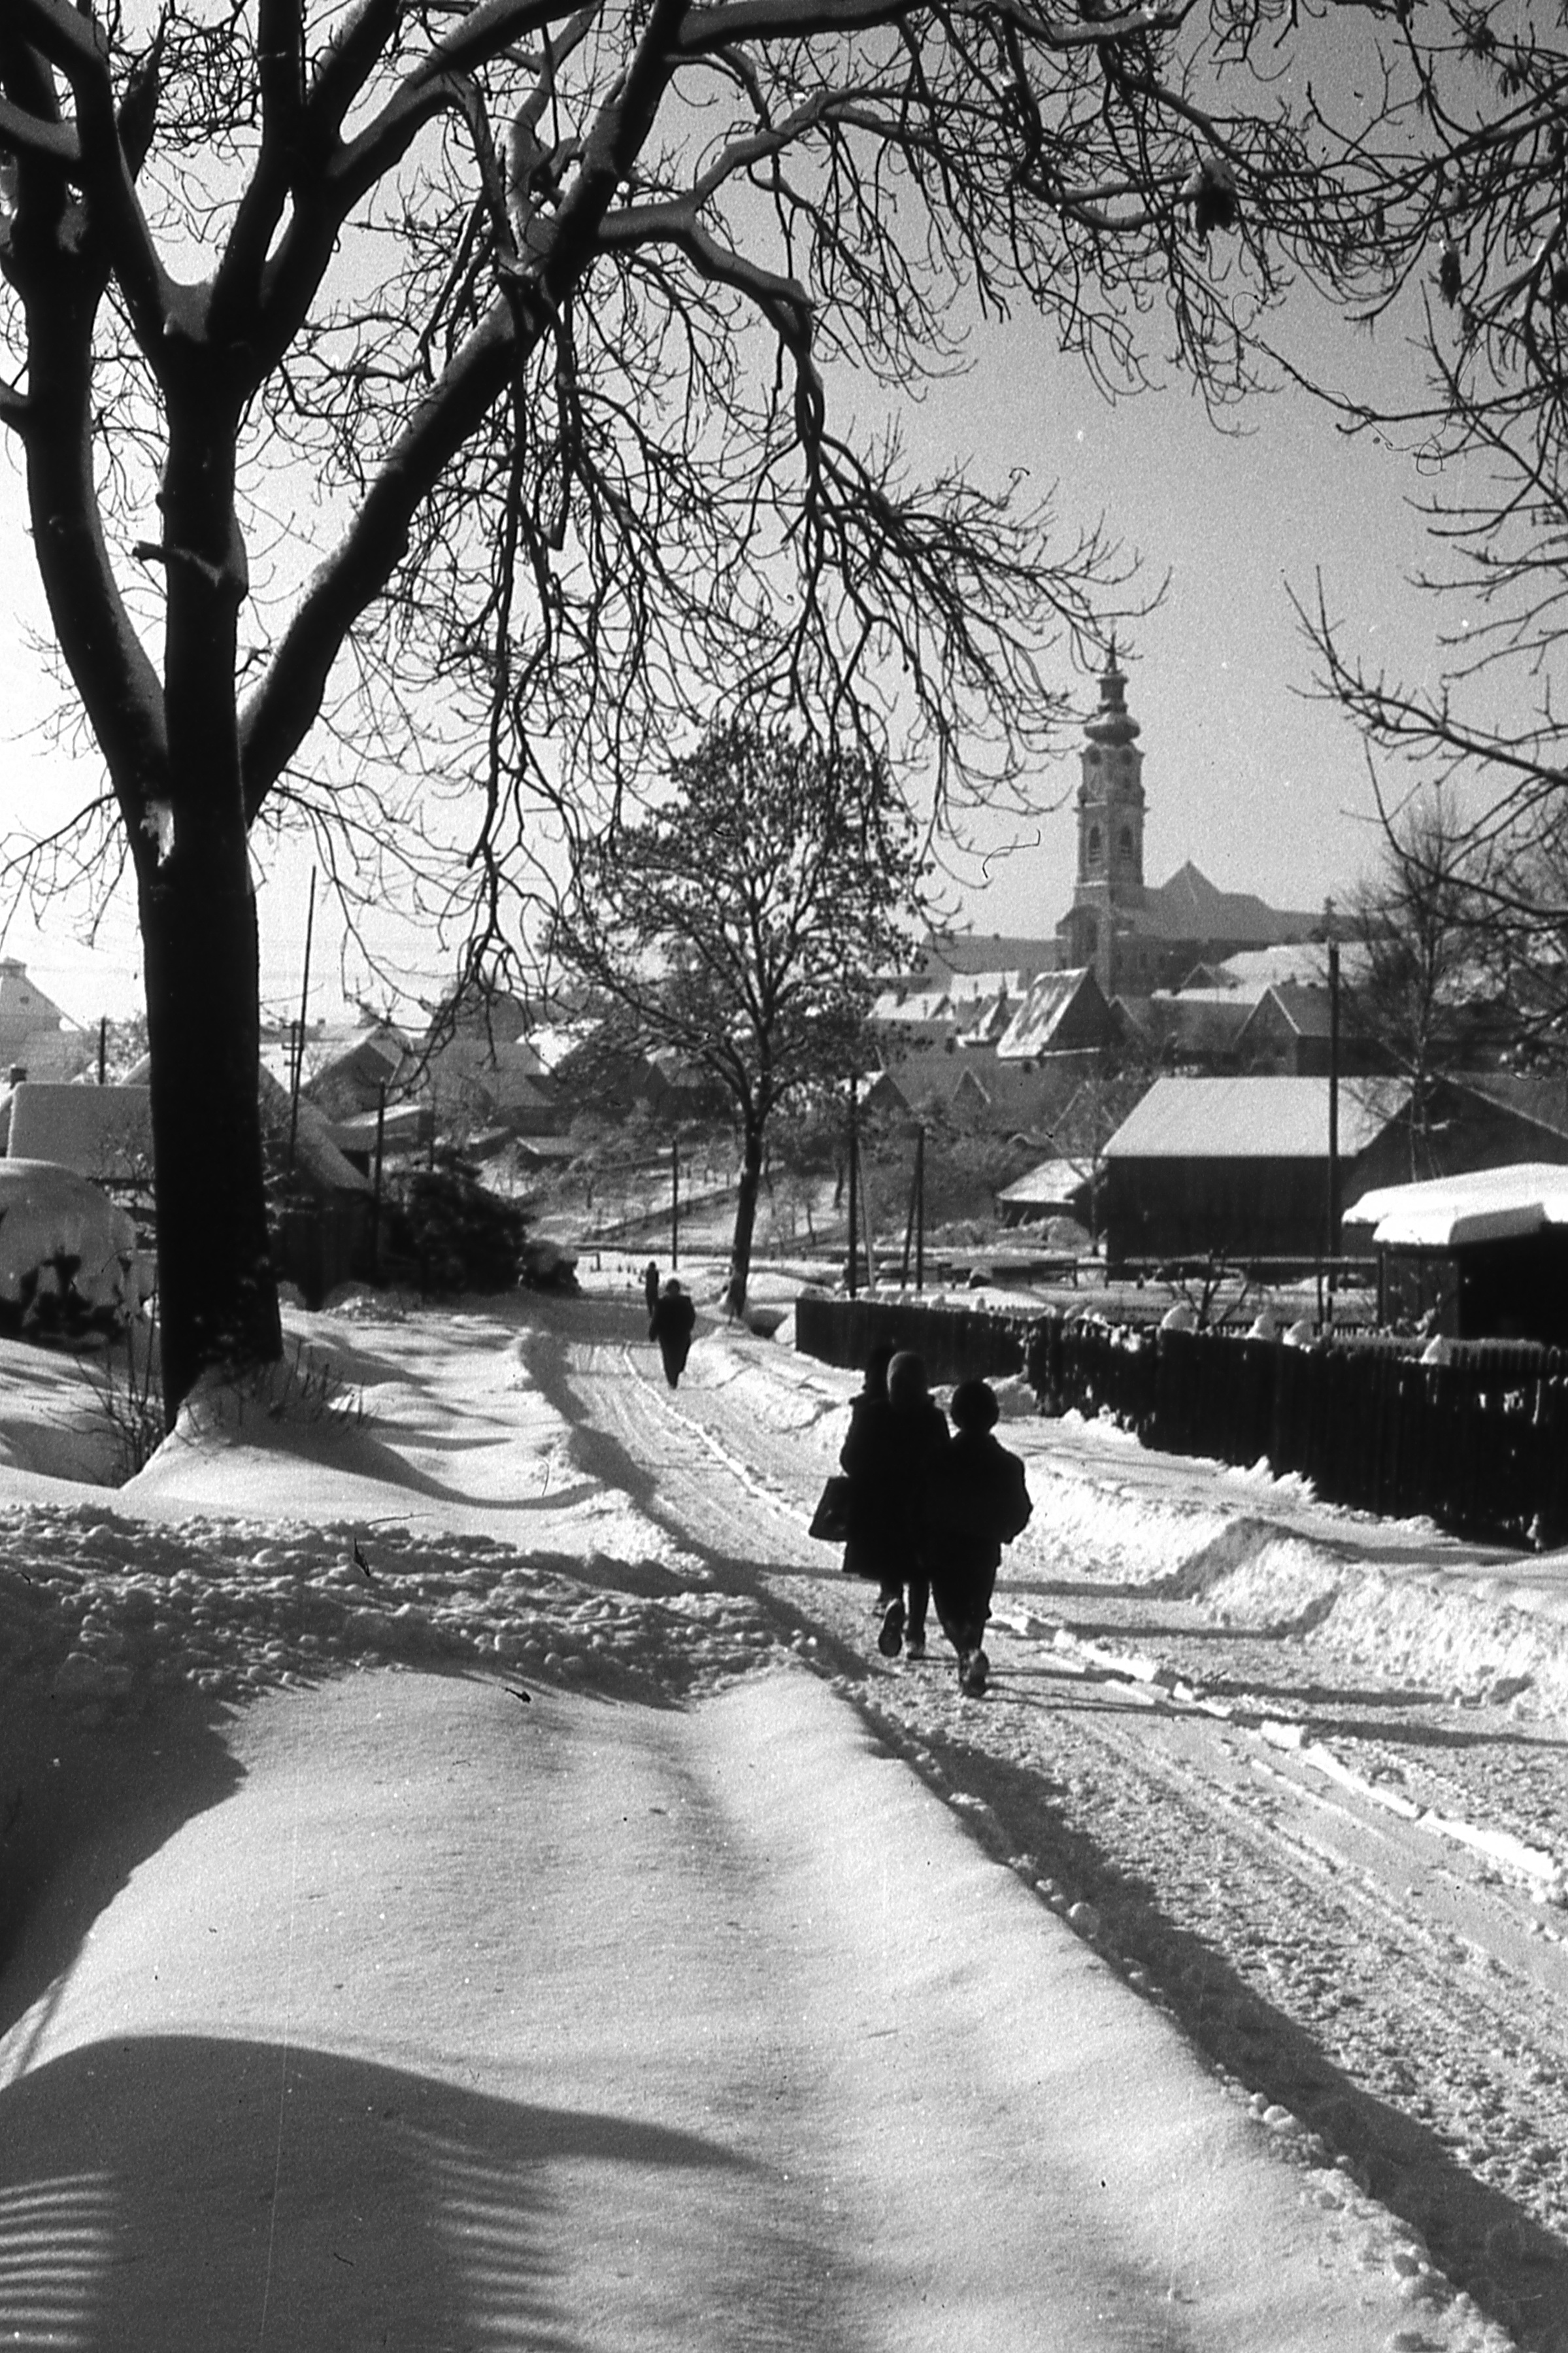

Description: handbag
[807,1474,854,1544]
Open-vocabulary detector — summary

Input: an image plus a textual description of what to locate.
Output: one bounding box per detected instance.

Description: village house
[0,961,90,1083]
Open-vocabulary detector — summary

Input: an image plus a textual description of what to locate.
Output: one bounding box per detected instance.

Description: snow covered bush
[0,1160,147,1337]
[382,1154,531,1295]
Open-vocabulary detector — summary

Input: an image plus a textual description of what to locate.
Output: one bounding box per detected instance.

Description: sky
[896,288,1455,945]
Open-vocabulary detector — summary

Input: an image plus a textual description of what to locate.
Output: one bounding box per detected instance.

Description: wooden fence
[793,1294,1026,1384]
[795,1296,1568,1551]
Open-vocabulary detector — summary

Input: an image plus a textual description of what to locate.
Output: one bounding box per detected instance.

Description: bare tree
[0,1,1365,1407]
[550,719,924,1311]
[1343,786,1490,1176]
[1296,12,1568,939]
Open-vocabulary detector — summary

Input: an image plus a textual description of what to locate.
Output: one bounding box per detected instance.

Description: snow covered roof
[994,968,1105,1059]
[1240,983,1338,1041]
[1460,1074,1568,1143]
[995,1157,1093,1208]
[3,1081,152,1176]
[1104,1077,1407,1161]
[1345,1162,1568,1249]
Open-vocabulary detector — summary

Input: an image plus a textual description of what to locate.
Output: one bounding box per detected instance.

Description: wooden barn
[1101,1074,1568,1272]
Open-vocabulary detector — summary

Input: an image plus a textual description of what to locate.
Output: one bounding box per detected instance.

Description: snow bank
[0,1504,787,1731]
[1014,1454,1568,1717]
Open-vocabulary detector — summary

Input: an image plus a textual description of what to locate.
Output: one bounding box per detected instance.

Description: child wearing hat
[931,1378,1032,1697]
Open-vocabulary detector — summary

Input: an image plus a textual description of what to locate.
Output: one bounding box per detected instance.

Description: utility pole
[1326,916,1341,1325]
[371,1083,387,1284]
[846,1075,858,1298]
[671,1137,680,1270]
[97,1016,107,1086]
[287,868,317,1173]
[914,1123,926,1295]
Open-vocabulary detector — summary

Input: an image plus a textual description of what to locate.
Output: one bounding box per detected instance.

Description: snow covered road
[3,1666,1424,2352]
[0,1284,1560,2350]
[529,1295,1568,2351]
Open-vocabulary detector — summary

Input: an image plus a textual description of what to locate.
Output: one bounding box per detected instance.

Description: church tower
[1061,647,1146,994]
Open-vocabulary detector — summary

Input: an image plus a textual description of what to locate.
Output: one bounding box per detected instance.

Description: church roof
[915,933,1062,981]
[1116,862,1319,947]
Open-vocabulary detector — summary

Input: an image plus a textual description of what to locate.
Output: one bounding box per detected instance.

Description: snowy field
[0,1275,1554,2348]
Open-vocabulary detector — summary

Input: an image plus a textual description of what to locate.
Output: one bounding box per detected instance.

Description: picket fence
[793,1295,1568,1551]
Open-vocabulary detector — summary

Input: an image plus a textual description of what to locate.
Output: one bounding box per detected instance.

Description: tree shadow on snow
[0,1691,243,2051]
[0,2033,754,2353]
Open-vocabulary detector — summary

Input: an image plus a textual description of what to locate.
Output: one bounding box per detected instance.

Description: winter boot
[959,1648,990,1698]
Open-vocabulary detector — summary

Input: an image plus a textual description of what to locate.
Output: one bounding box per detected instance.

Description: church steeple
[1057,646,1149,995]
[1076,643,1146,898]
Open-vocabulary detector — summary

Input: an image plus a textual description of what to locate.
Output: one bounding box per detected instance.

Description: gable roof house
[1116,989,1256,1074]
[1100,1076,1409,1268]
[993,967,1121,1062]
[302,1021,412,1121]
[1235,982,1392,1079]
[0,962,90,1083]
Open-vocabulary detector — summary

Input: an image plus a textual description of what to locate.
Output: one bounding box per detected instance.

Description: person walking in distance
[642,1260,661,1327]
[929,1379,1032,1698]
[648,1277,697,1389]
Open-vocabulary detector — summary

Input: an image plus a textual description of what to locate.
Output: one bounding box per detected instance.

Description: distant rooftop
[1105,1076,1407,1161]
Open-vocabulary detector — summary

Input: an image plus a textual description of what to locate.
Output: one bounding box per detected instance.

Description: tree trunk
[142,850,281,1415]
[726,1121,765,1317]
[144,379,282,1415]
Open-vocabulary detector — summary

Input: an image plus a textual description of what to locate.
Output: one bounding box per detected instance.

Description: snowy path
[0,1289,1550,2349]
[529,1300,1567,2350]
[0,1665,1412,2353]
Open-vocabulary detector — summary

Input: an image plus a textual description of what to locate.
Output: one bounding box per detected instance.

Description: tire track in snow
[556,1319,1568,2353]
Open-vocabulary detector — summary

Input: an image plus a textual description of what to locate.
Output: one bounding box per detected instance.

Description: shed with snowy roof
[995,1157,1094,1227]
[1344,1162,1568,1342]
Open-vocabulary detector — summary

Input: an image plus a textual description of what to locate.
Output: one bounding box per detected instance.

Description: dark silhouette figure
[649,1278,697,1389]
[837,1340,897,1582]
[643,1260,661,1326]
[840,1347,947,1661]
[929,1378,1032,1698]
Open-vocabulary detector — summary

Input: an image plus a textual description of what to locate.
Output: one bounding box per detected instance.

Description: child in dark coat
[930,1379,1032,1697]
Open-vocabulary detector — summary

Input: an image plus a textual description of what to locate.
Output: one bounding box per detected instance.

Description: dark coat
[649,1289,697,1383]
[839,1391,949,1580]
[931,1429,1032,1577]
